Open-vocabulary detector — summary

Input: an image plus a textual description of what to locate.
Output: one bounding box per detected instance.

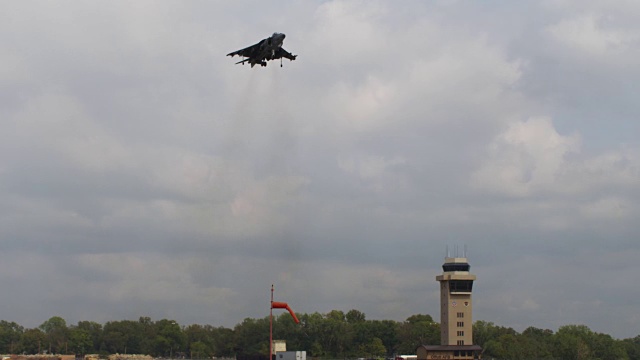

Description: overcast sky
[1,0,639,340]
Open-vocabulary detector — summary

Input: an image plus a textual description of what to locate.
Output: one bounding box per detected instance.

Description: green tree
[521,326,554,359]
[212,326,236,357]
[473,320,516,349]
[406,314,434,324]
[39,316,69,354]
[397,314,439,354]
[190,341,212,359]
[102,320,144,354]
[350,321,372,356]
[68,327,93,355]
[152,336,171,357]
[0,320,23,353]
[473,321,521,359]
[185,324,216,358]
[153,319,186,357]
[322,310,349,357]
[482,339,505,359]
[273,312,305,352]
[370,320,399,356]
[622,335,640,360]
[233,317,270,356]
[138,316,155,354]
[2,310,638,359]
[326,310,345,321]
[18,328,47,354]
[590,332,629,360]
[553,325,593,360]
[299,312,326,357]
[359,337,386,358]
[346,310,366,324]
[299,310,350,357]
[75,321,102,354]
[495,333,529,360]
[101,324,126,354]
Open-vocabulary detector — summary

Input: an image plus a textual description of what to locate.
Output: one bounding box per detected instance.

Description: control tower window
[449,280,473,293]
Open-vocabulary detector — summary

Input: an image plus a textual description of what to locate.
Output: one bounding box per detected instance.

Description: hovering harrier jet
[227,32,297,68]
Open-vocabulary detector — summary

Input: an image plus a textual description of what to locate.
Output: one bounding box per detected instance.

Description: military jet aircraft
[227,32,297,68]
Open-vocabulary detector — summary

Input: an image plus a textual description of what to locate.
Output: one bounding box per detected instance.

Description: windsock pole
[270,284,274,360]
[270,285,300,360]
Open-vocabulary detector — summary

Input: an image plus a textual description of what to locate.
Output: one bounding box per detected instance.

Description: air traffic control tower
[437,256,476,346]
[417,253,481,360]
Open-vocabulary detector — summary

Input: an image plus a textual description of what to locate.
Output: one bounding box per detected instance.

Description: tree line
[1,310,639,360]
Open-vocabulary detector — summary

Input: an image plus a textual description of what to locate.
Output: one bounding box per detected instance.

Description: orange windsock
[272,301,300,324]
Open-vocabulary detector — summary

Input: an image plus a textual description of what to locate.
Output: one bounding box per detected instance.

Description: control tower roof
[442,257,470,272]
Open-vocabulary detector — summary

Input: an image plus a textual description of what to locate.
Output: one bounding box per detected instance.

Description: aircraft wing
[275,47,297,61]
[227,41,262,58]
